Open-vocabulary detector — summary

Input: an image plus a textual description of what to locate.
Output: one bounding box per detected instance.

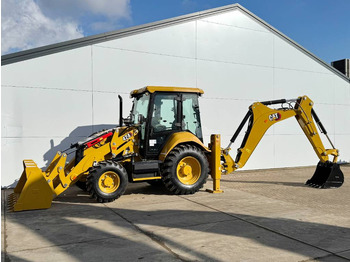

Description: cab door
[145,93,181,158]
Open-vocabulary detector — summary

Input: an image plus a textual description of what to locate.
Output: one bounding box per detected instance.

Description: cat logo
[122,132,133,141]
[268,113,281,121]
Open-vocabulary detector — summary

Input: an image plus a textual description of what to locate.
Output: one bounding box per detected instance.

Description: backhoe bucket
[306,161,344,188]
[8,160,54,211]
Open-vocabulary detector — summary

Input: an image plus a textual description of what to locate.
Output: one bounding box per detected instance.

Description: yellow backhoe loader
[8,86,344,211]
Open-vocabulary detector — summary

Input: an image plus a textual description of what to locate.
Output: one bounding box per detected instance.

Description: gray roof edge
[1,4,240,65]
[2,3,349,83]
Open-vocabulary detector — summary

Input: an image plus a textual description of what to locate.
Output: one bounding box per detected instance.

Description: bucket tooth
[307,161,344,189]
[7,193,18,211]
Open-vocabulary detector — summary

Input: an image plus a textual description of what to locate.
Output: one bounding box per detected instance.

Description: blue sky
[1,0,349,63]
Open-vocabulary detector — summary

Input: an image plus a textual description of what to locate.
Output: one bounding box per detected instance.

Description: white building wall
[2,47,94,186]
[2,8,350,186]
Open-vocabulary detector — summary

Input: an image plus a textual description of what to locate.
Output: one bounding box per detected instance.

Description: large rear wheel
[87,160,128,203]
[162,145,209,194]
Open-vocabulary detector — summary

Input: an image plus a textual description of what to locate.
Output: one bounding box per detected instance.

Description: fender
[158,131,210,162]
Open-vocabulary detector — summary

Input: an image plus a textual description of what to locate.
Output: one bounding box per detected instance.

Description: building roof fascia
[1,4,240,65]
[2,3,349,83]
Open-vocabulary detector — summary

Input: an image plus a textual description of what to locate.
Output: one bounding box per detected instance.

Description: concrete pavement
[2,165,350,261]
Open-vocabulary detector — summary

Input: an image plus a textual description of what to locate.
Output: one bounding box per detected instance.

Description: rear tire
[87,160,128,203]
[162,144,209,195]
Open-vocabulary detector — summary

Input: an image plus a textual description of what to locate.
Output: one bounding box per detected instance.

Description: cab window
[182,94,203,140]
[151,94,179,133]
[131,93,150,141]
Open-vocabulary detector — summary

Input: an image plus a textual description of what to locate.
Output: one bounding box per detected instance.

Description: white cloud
[1,0,132,54]
[90,21,120,33]
[1,0,84,54]
[36,0,131,20]
[76,0,132,33]
[36,0,132,34]
[84,0,131,19]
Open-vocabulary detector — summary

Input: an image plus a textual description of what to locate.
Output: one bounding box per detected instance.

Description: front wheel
[87,160,128,203]
[162,145,209,195]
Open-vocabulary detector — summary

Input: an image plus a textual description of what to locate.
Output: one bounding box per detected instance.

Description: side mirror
[138,114,146,124]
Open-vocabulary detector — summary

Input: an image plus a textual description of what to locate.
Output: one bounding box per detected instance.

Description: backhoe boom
[220,95,343,188]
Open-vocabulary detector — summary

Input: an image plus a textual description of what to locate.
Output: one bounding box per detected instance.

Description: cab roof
[130,86,204,97]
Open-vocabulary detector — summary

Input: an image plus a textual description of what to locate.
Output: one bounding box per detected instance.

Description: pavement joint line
[5,234,137,254]
[104,203,191,262]
[180,196,350,261]
[137,217,235,229]
[174,218,237,230]
[127,217,237,234]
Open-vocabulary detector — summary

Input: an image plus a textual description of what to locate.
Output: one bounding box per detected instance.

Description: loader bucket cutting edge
[8,160,54,212]
[306,161,344,189]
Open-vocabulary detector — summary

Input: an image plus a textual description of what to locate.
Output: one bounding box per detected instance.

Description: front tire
[87,160,128,203]
[162,145,209,195]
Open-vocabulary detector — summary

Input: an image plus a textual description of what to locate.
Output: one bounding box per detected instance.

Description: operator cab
[128,86,204,159]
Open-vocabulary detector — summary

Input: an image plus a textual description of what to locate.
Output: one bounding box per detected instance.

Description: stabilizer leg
[207,134,223,193]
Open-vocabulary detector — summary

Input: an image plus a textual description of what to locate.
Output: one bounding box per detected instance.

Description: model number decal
[122,132,133,141]
[268,113,281,121]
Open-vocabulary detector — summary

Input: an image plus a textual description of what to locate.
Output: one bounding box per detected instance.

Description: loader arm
[9,127,138,211]
[220,95,343,188]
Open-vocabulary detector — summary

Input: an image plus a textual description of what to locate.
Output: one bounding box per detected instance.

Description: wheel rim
[98,171,120,194]
[176,156,201,185]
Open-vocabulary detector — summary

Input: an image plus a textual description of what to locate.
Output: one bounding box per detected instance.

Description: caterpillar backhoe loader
[8,86,344,211]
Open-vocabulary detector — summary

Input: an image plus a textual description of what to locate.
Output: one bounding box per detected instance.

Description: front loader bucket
[306,161,344,188]
[8,160,54,211]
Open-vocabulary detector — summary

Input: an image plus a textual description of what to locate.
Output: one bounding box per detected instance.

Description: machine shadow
[53,183,171,204]
[220,179,307,188]
[42,124,116,169]
[4,199,350,262]
[123,182,169,196]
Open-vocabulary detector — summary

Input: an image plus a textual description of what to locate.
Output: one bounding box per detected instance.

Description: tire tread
[161,144,209,195]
